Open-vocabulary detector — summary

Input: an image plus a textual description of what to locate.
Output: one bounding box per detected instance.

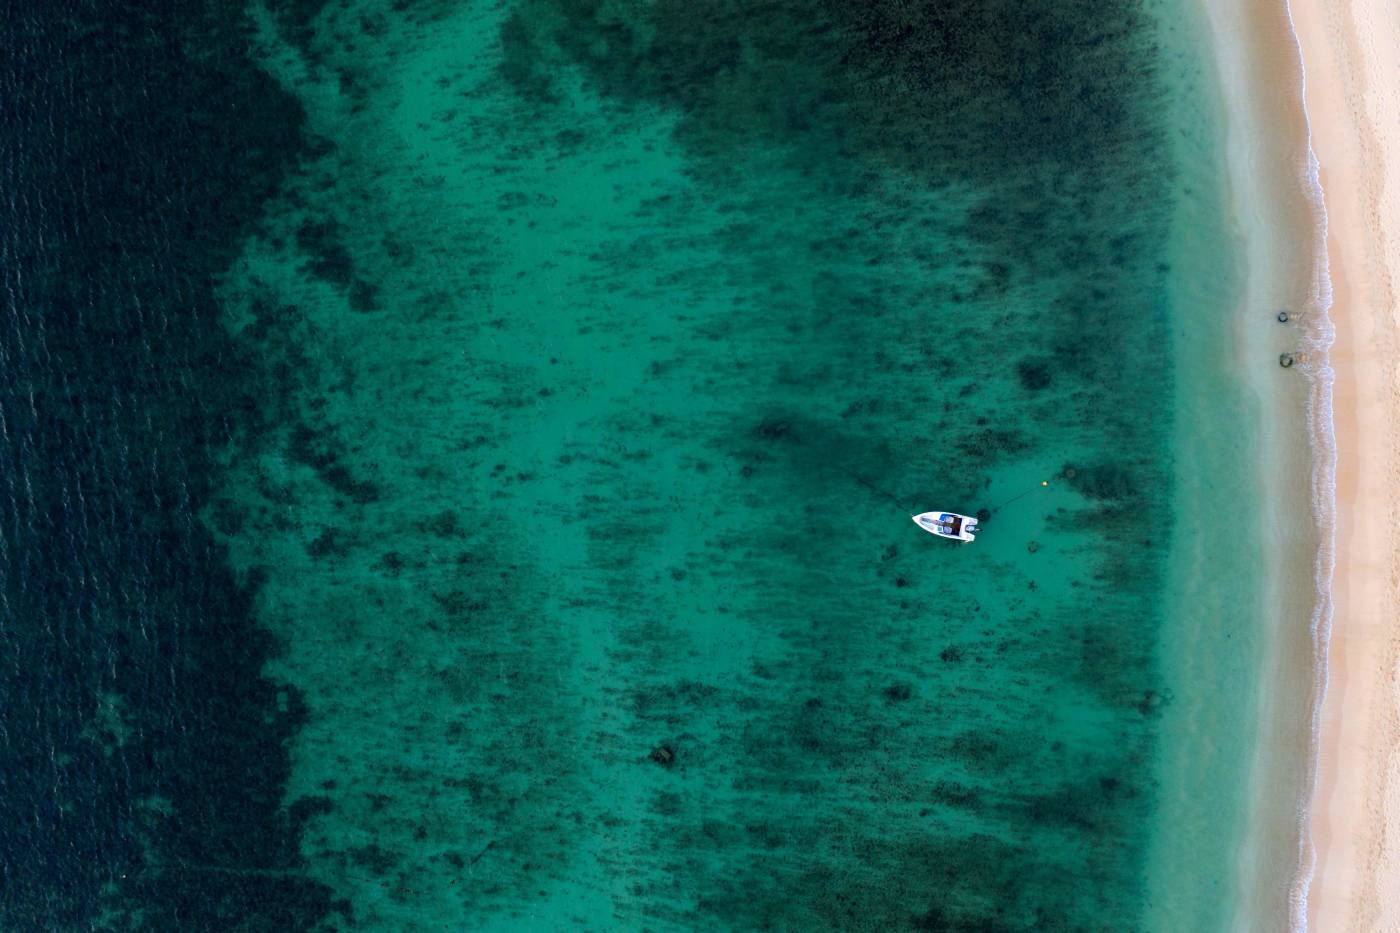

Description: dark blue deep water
[0,4,333,927]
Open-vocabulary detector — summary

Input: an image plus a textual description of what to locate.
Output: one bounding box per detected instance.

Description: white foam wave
[1281,0,1339,926]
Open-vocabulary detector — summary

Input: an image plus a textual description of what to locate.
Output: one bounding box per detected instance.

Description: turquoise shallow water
[20,0,1276,929]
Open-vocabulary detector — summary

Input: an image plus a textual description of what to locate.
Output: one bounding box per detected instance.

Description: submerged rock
[882,683,914,702]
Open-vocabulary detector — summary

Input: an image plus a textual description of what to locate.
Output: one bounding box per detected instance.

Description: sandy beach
[1288,0,1400,927]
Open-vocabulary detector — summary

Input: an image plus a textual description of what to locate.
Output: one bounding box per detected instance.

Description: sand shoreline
[1188,1,1333,927]
[1288,0,1400,926]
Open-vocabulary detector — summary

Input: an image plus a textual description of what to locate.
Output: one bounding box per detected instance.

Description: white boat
[912,511,980,542]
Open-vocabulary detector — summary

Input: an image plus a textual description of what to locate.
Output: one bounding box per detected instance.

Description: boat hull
[912,511,979,542]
